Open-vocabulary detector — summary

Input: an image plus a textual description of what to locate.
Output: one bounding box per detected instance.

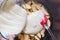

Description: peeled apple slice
[0,4,27,38]
[24,10,45,34]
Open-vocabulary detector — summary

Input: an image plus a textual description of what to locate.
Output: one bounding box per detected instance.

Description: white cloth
[0,4,27,38]
[24,10,44,34]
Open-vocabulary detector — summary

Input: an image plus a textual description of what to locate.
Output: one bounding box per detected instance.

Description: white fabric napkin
[0,4,27,38]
